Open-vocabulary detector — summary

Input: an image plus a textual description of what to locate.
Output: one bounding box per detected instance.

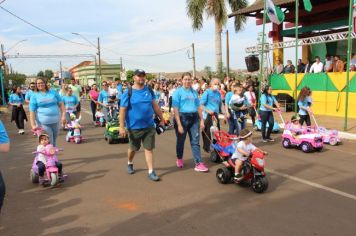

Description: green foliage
[204,66,213,79]
[37,71,44,78]
[37,69,54,79]
[126,70,135,82]
[6,73,26,87]
[146,73,154,81]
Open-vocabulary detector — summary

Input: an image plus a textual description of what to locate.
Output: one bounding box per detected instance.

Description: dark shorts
[128,127,156,151]
[76,102,81,112]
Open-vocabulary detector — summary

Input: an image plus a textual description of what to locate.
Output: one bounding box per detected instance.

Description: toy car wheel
[329,137,338,146]
[252,176,268,193]
[66,136,70,142]
[210,150,220,163]
[301,142,312,153]
[50,173,59,187]
[30,169,39,184]
[216,167,232,184]
[108,137,114,144]
[315,147,323,152]
[282,138,292,149]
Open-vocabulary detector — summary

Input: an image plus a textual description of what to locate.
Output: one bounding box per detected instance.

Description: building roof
[233,0,295,15]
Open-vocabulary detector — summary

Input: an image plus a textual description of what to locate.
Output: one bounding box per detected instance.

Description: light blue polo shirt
[225,91,233,109]
[25,90,35,102]
[0,121,9,144]
[259,94,277,111]
[9,93,24,105]
[29,89,63,124]
[172,87,200,113]
[62,95,79,109]
[98,90,110,106]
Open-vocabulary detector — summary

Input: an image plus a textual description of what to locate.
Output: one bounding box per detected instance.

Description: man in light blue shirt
[0,120,9,213]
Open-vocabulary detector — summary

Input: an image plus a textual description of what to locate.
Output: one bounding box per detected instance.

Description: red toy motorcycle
[216,150,268,193]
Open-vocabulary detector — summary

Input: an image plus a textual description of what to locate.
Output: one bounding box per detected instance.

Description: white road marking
[267,168,356,201]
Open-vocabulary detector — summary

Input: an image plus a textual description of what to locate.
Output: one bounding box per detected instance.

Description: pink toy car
[282,124,324,153]
[317,127,341,146]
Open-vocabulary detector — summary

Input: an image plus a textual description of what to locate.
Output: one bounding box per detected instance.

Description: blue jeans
[42,122,59,146]
[174,112,202,164]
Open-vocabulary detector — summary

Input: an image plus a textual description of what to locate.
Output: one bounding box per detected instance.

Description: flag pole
[294,0,299,113]
[259,0,267,98]
[344,0,353,131]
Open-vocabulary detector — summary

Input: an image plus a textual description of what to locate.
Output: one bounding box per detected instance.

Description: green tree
[6,73,26,87]
[37,71,44,78]
[146,73,154,81]
[204,66,213,79]
[187,0,247,75]
[44,69,54,79]
[126,70,135,82]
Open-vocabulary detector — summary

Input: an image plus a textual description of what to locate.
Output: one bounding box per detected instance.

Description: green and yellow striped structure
[270,72,356,118]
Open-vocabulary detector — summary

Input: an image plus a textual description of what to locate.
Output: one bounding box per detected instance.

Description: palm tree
[187,0,247,74]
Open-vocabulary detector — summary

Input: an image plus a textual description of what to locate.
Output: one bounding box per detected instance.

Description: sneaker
[234,173,244,183]
[19,129,25,135]
[148,171,160,181]
[176,159,184,168]
[267,138,275,142]
[194,163,209,172]
[262,139,268,143]
[127,164,135,174]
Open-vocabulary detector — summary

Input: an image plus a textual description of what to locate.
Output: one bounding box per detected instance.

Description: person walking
[97,81,111,122]
[244,85,257,126]
[259,85,280,142]
[25,82,36,104]
[225,82,238,135]
[0,120,10,213]
[62,87,79,123]
[119,69,164,181]
[89,84,100,125]
[68,78,82,118]
[9,86,27,134]
[297,86,313,126]
[200,78,222,153]
[172,72,208,172]
[29,78,66,146]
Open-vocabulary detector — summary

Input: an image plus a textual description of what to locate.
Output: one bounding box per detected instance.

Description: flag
[266,0,285,25]
[303,0,313,12]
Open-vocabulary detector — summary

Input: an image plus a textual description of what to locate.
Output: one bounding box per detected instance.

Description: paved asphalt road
[0,102,356,236]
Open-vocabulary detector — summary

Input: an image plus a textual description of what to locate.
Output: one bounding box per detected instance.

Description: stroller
[104,110,128,144]
[254,108,281,133]
[210,131,239,163]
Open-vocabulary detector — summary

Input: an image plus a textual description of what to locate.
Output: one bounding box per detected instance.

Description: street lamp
[72,32,102,86]
[4,39,27,54]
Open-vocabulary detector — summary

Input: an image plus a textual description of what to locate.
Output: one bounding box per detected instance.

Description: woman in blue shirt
[297,86,312,126]
[62,87,79,123]
[9,86,27,134]
[97,81,111,122]
[259,85,280,142]
[0,120,9,213]
[29,78,66,146]
[224,82,238,135]
[172,72,208,172]
[200,78,222,153]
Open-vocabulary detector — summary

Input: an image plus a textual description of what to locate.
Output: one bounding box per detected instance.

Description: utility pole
[97,37,102,87]
[120,57,123,71]
[59,61,63,85]
[0,44,6,106]
[226,30,230,78]
[192,43,196,79]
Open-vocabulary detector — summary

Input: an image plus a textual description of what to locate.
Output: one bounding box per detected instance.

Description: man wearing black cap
[120,69,165,181]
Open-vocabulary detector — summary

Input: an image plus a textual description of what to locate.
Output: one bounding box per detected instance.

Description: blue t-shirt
[9,93,24,105]
[200,89,221,114]
[120,86,154,130]
[29,89,63,125]
[259,94,277,111]
[172,87,200,113]
[62,95,79,109]
[298,98,310,116]
[153,90,160,101]
[225,91,233,109]
[25,90,34,101]
[116,84,123,100]
[0,121,9,144]
[98,90,110,106]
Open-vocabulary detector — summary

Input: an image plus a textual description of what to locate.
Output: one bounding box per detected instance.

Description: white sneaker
[19,129,25,134]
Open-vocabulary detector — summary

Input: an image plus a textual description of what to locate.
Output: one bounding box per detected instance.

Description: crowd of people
[273,54,355,74]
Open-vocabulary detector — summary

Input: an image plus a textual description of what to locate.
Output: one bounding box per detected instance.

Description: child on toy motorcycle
[36,134,63,179]
[232,128,267,182]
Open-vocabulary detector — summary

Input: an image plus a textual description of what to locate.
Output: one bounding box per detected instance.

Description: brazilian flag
[303,0,312,12]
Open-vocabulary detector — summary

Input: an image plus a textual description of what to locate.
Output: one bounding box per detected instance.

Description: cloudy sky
[0,0,282,75]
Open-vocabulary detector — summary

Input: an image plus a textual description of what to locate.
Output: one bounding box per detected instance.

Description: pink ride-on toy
[31,145,67,187]
[282,123,324,153]
[317,127,341,146]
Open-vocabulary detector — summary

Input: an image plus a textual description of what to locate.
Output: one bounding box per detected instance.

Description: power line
[0,6,92,47]
[101,45,191,57]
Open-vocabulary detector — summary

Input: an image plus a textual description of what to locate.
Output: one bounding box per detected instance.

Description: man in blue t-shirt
[0,120,10,213]
[25,82,36,104]
[120,69,164,181]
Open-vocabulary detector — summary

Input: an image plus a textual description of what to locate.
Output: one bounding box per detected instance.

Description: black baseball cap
[134,69,146,76]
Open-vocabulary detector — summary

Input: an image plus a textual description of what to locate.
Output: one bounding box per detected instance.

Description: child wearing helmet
[232,128,267,182]
[36,134,62,178]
